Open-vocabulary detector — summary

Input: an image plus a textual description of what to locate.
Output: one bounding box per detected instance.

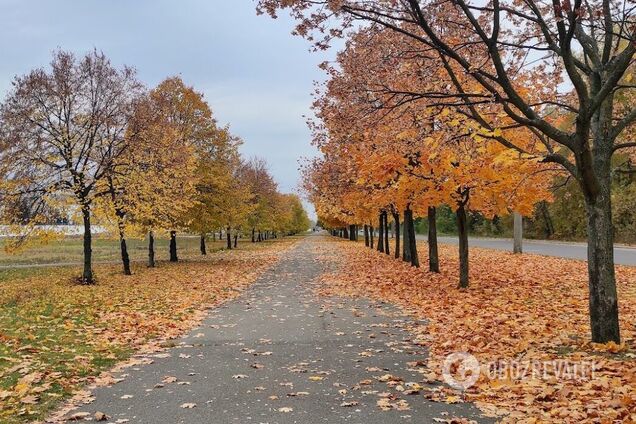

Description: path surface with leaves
[57,234,489,423]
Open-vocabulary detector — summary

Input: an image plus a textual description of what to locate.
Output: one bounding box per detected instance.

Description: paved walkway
[63,235,490,423]
[414,234,636,266]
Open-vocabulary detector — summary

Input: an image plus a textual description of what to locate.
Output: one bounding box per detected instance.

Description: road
[61,236,491,423]
[415,234,636,266]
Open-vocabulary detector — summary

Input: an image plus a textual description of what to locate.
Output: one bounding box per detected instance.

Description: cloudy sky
[0,0,334,219]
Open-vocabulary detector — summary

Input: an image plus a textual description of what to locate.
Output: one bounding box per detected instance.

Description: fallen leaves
[0,239,296,423]
[317,239,636,423]
[180,402,197,409]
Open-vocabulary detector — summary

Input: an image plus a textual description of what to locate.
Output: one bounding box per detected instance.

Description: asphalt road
[415,234,636,266]
[61,235,491,423]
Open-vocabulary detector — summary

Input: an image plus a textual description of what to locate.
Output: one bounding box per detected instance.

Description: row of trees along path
[0,51,310,283]
[258,0,636,344]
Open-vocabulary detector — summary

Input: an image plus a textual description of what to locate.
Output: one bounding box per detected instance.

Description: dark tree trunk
[252,228,256,243]
[343,227,349,239]
[148,230,156,268]
[169,230,178,262]
[258,230,262,242]
[364,225,369,247]
[404,205,419,267]
[115,212,131,275]
[428,206,440,273]
[583,172,620,343]
[234,233,238,248]
[81,206,94,284]
[369,225,374,249]
[349,225,356,241]
[200,234,207,255]
[383,212,390,255]
[457,203,469,288]
[226,227,232,250]
[377,213,384,253]
[392,210,400,259]
[402,212,411,263]
[119,232,131,275]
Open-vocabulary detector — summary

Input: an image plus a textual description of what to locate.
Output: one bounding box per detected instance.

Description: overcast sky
[0,0,333,219]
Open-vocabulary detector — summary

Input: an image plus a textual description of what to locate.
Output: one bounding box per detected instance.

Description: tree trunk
[402,212,411,263]
[369,225,374,249]
[392,210,400,259]
[226,227,232,250]
[234,233,238,248]
[584,179,620,343]
[404,205,419,267]
[364,225,369,247]
[252,228,256,243]
[200,234,207,255]
[148,230,156,268]
[81,206,94,284]
[115,213,131,276]
[349,225,356,241]
[119,231,131,276]
[457,203,469,288]
[428,206,440,273]
[343,226,349,239]
[383,212,390,255]
[513,211,523,254]
[377,213,385,253]
[169,230,178,262]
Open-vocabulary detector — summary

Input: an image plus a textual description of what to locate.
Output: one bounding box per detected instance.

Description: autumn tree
[187,127,246,253]
[0,50,143,284]
[258,0,635,343]
[96,87,198,271]
[241,158,279,242]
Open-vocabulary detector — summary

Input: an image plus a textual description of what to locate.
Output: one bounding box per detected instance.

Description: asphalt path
[415,234,636,266]
[61,235,491,423]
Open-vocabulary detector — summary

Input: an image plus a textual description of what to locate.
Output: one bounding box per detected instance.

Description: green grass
[0,235,297,422]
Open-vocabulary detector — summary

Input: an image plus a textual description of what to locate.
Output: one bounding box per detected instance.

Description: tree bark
[369,225,374,249]
[115,212,131,276]
[392,210,400,259]
[383,212,390,255]
[404,205,419,267]
[457,203,469,288]
[226,227,232,250]
[513,211,523,254]
[377,213,385,253]
[200,234,207,255]
[252,228,256,243]
[343,226,349,239]
[428,206,440,273]
[169,230,178,262]
[119,230,131,276]
[584,175,620,343]
[364,224,369,247]
[148,230,156,268]
[234,233,238,248]
[402,211,411,263]
[81,206,94,284]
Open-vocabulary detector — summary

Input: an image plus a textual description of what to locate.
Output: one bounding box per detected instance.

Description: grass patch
[0,237,297,423]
